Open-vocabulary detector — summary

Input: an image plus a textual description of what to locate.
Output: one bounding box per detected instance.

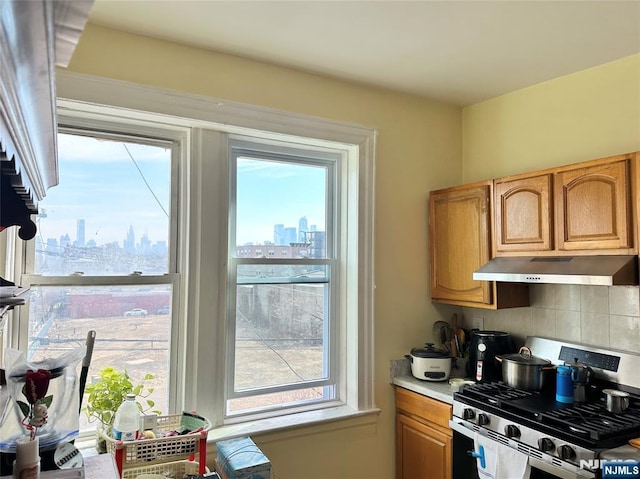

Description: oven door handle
[449,419,476,439]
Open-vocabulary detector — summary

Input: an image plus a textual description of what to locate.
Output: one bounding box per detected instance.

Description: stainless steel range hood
[473,255,638,286]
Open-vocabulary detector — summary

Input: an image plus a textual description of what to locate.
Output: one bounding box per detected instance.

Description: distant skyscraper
[298,216,308,242]
[140,233,151,253]
[75,219,85,247]
[284,227,297,245]
[309,231,326,258]
[274,224,285,245]
[124,225,136,253]
[60,234,71,248]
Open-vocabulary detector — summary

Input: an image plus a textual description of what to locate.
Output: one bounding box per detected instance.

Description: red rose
[25,369,51,405]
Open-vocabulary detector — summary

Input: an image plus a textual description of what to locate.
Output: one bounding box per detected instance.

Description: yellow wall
[64,24,463,479]
[462,54,640,182]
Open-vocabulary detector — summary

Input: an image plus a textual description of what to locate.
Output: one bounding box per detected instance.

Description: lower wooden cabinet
[395,387,452,479]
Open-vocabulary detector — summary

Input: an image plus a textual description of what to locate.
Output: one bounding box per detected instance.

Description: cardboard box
[215,437,271,479]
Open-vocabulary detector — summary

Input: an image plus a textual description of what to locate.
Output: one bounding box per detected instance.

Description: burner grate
[456,381,640,443]
[462,382,537,403]
[539,403,640,440]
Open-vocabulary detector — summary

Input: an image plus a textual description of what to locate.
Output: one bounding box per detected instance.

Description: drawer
[395,386,452,429]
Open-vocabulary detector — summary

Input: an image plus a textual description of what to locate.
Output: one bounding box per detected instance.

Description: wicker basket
[121,459,209,479]
[101,412,211,476]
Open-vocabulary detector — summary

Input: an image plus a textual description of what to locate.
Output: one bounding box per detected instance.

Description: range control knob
[477,413,490,426]
[463,408,476,420]
[504,425,521,438]
[538,438,555,453]
[558,445,576,461]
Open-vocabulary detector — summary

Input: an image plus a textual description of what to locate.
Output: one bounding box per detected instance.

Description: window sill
[75,406,380,455]
[206,405,381,444]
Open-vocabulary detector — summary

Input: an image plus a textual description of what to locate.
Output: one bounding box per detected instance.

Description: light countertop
[390,358,474,405]
[392,374,457,404]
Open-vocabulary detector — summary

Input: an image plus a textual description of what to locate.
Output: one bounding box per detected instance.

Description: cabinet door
[495,174,553,252]
[555,159,631,251]
[396,413,452,479]
[430,183,492,305]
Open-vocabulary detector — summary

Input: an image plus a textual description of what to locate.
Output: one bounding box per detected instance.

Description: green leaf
[85,366,161,426]
[42,395,53,408]
[17,401,30,418]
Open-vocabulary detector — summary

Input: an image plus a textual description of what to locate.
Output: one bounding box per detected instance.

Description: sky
[37,133,171,247]
[37,133,327,247]
[236,157,326,245]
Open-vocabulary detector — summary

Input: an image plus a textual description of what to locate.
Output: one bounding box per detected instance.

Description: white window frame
[13,117,188,416]
[7,71,378,439]
[225,138,340,417]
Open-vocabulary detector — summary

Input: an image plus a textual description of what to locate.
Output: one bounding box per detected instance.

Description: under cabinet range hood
[473,255,638,286]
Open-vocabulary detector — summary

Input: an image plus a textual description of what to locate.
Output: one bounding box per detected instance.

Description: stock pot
[496,346,552,390]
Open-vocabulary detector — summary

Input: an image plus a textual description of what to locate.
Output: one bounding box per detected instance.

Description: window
[8,73,376,438]
[226,139,337,417]
[19,126,180,431]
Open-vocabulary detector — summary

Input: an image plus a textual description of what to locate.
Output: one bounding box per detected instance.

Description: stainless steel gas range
[449,337,640,479]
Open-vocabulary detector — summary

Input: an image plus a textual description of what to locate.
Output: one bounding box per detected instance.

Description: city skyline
[39,133,327,247]
[38,216,322,250]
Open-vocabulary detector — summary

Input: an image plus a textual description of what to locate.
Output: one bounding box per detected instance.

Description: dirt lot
[30,313,170,430]
[28,313,324,429]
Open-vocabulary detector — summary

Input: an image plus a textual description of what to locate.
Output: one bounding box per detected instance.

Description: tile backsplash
[461,284,640,353]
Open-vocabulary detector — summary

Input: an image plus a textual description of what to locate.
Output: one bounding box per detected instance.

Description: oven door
[449,420,596,479]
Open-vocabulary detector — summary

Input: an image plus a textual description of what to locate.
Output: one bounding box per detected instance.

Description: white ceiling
[88,1,640,106]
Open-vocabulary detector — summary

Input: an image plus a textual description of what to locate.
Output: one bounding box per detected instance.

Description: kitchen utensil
[603,389,630,413]
[450,338,458,358]
[450,314,465,357]
[467,330,513,382]
[555,365,574,403]
[432,321,452,349]
[405,343,453,381]
[495,346,553,391]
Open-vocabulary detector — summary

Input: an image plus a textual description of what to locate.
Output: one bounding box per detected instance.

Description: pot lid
[501,346,550,366]
[411,343,450,358]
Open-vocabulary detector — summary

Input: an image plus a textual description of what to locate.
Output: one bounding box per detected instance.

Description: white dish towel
[473,432,531,479]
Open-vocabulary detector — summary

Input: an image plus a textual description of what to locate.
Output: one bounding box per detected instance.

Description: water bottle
[555,365,574,404]
[112,393,140,441]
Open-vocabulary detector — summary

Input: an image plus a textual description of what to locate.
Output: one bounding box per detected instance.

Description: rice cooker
[405,343,452,381]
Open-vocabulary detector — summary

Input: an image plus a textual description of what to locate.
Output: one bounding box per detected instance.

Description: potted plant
[84,366,159,453]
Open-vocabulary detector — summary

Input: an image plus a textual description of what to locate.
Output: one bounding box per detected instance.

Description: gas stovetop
[450,337,640,476]
[453,381,640,448]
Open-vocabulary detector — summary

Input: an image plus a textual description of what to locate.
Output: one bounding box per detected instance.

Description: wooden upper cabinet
[429,182,492,305]
[495,174,553,253]
[555,158,632,251]
[493,153,637,256]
